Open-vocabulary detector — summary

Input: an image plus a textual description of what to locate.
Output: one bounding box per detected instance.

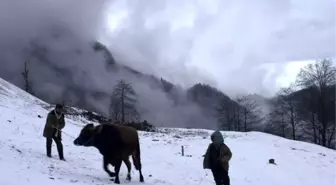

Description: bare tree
[327,119,336,148]
[216,99,238,131]
[236,95,261,132]
[275,85,301,140]
[294,87,320,144]
[295,58,336,147]
[21,60,33,94]
[110,96,122,121]
[21,39,51,95]
[266,105,287,137]
[231,102,242,131]
[265,95,295,138]
[111,79,139,122]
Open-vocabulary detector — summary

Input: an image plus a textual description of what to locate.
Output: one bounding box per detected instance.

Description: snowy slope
[0,77,335,185]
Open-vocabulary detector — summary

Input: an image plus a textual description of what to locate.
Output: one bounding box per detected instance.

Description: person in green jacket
[203,130,232,185]
[42,104,66,161]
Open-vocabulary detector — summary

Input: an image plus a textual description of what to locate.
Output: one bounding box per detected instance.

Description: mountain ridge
[0,76,335,185]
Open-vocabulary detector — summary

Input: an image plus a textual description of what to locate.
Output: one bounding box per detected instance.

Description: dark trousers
[211,167,230,185]
[46,135,64,159]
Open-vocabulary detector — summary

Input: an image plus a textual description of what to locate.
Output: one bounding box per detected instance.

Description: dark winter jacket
[203,130,232,171]
[43,110,65,139]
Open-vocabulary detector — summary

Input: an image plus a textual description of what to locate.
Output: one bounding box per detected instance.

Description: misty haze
[0,1,335,185]
[0,0,334,135]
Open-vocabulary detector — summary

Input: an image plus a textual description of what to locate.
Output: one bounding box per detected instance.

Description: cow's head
[73,124,98,147]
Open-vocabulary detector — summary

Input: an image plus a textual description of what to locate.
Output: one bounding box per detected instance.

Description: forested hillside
[265,59,335,149]
[0,27,334,149]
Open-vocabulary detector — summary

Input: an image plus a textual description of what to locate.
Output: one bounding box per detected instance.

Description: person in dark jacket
[42,104,66,161]
[203,130,232,185]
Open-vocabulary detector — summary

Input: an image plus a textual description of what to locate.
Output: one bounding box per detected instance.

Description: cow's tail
[132,138,142,171]
[132,136,144,182]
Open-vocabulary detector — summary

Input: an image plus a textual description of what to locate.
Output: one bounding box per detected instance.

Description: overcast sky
[0,0,333,128]
[99,0,335,97]
[0,0,334,99]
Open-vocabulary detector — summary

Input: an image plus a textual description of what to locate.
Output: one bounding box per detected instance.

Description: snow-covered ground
[0,77,335,185]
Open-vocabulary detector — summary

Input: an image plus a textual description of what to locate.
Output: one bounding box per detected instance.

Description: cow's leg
[114,159,122,184]
[132,148,144,183]
[103,156,115,177]
[123,157,132,181]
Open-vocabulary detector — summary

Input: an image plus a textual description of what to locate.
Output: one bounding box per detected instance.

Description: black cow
[73,123,144,184]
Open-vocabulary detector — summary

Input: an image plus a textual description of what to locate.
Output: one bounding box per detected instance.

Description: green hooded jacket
[203,130,232,171]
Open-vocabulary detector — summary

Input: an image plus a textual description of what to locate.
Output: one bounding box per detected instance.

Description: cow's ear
[85,123,94,129]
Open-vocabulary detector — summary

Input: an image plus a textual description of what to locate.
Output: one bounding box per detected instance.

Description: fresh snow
[0,77,335,185]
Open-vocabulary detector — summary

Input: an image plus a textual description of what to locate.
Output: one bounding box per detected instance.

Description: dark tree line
[265,59,335,149]
[17,39,335,149]
[216,95,261,132]
[214,58,335,149]
[266,86,301,140]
